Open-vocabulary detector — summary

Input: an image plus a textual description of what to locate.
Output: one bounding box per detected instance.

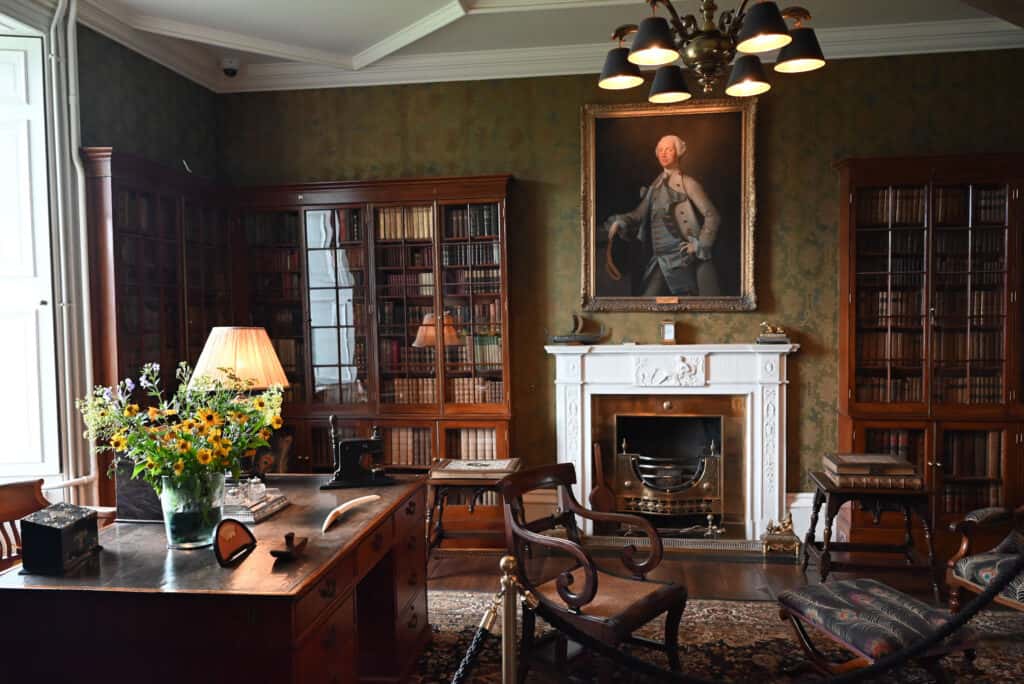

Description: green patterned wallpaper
[77,26,218,179]
[217,49,1024,489]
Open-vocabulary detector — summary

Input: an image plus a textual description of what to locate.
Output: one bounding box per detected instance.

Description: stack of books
[223,489,290,524]
[823,453,923,489]
[429,458,520,480]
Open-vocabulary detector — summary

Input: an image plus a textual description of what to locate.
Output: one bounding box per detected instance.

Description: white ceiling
[79,0,1024,93]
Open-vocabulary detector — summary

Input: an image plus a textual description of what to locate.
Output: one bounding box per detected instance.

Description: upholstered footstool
[778,579,976,682]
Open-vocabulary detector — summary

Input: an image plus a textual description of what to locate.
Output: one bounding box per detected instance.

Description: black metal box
[20,503,99,575]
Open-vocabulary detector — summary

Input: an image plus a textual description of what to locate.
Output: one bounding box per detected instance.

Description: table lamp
[189,326,290,390]
[411,312,462,348]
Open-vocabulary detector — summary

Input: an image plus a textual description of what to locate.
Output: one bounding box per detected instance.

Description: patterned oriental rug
[412,590,1024,683]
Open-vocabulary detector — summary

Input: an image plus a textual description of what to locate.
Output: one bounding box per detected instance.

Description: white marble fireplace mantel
[545,343,799,539]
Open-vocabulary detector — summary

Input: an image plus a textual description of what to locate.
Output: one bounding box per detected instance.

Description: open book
[430,458,520,479]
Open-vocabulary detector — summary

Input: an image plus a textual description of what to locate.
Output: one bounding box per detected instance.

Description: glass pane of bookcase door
[243,210,306,404]
[441,203,505,405]
[969,185,1008,404]
[183,203,233,362]
[374,205,438,406]
[939,428,1004,516]
[382,425,434,469]
[306,208,370,408]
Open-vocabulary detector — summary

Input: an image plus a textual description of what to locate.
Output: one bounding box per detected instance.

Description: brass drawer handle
[371,532,384,551]
[405,499,417,516]
[407,613,418,630]
[319,577,337,600]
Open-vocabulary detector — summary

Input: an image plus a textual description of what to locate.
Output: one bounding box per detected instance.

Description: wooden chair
[498,463,687,682]
[0,479,49,573]
[947,504,1024,615]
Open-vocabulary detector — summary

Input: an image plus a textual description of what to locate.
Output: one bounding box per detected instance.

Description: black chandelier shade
[736,1,791,54]
[648,65,691,103]
[628,16,679,66]
[599,47,644,89]
[774,27,826,73]
[725,55,771,97]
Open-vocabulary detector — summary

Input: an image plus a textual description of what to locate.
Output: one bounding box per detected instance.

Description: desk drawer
[395,527,426,614]
[395,487,426,541]
[295,594,355,684]
[396,588,428,655]
[294,555,355,638]
[356,519,393,577]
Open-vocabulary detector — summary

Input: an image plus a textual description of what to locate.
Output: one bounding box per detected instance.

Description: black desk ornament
[20,503,100,575]
[320,417,395,490]
[213,518,256,567]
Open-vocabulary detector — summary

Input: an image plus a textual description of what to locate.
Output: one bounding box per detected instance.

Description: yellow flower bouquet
[77,362,284,548]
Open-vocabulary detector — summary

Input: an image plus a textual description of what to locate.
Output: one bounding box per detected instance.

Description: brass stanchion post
[500,555,518,684]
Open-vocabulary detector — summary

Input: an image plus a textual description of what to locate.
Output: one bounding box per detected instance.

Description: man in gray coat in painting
[606,134,721,296]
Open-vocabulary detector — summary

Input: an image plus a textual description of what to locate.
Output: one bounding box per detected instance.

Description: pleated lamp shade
[412,313,462,348]
[189,327,290,390]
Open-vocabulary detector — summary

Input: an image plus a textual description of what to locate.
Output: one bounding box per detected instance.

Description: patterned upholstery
[778,579,976,659]
[953,531,1024,605]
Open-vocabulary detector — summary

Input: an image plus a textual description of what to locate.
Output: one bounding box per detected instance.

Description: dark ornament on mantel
[214,518,257,567]
[549,314,608,345]
[20,503,100,576]
[269,532,308,562]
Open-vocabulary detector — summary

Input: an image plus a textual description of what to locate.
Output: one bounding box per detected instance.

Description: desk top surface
[0,475,423,597]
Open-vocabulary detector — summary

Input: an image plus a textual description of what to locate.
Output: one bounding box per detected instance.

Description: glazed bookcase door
[377,420,436,472]
[241,209,307,405]
[304,206,372,412]
[439,201,508,414]
[183,201,233,362]
[373,203,439,412]
[849,184,929,414]
[932,423,1010,530]
[930,184,1009,414]
[113,184,183,391]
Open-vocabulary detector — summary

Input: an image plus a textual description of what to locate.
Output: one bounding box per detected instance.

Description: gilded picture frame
[580,99,756,312]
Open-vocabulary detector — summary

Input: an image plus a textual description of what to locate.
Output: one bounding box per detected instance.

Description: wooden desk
[800,471,939,601]
[0,476,429,684]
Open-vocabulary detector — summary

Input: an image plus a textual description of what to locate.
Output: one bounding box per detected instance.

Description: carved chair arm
[948,506,1013,568]
[509,521,598,613]
[560,492,664,579]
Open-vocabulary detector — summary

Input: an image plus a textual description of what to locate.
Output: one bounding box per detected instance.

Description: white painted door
[0,35,59,477]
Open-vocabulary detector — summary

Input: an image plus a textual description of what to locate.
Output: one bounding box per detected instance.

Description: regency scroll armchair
[947,504,1024,614]
[498,463,687,682]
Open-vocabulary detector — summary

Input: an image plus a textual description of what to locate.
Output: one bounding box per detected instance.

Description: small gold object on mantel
[761,512,800,559]
[756,321,790,344]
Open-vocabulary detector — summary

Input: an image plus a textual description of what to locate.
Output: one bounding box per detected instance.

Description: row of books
[376,245,433,268]
[933,290,1004,318]
[858,255,924,274]
[857,187,926,227]
[116,192,162,235]
[305,208,363,247]
[471,335,502,365]
[253,272,302,298]
[376,206,434,241]
[935,228,1003,253]
[445,205,500,238]
[857,331,923,363]
[858,290,922,320]
[449,378,504,403]
[386,427,433,466]
[378,302,434,327]
[378,339,435,366]
[941,483,1003,514]
[942,431,1002,477]
[856,186,1008,228]
[448,428,499,460]
[932,330,1003,361]
[935,255,1004,274]
[441,242,501,266]
[272,339,303,369]
[253,304,302,335]
[855,376,922,403]
[447,301,502,328]
[443,268,500,295]
[856,229,924,255]
[244,211,300,246]
[378,272,435,296]
[966,186,1007,226]
[932,376,1003,404]
[382,378,437,404]
[864,429,920,462]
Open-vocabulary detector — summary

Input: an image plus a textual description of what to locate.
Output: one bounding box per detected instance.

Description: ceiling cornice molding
[352,0,468,69]
[0,0,56,33]
[77,0,222,90]
[218,17,1024,93]
[127,13,355,69]
[467,0,635,13]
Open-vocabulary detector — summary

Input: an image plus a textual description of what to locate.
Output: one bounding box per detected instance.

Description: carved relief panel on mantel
[634,354,707,387]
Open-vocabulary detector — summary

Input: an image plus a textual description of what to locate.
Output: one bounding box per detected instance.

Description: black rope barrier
[451,624,494,684]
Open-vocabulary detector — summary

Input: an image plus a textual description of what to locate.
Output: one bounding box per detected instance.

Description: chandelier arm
[650,0,689,38]
[729,0,752,36]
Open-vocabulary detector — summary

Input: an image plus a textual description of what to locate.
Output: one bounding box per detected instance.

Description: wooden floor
[428,549,944,603]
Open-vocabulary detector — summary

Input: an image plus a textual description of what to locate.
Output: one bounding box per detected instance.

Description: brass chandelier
[599,0,826,102]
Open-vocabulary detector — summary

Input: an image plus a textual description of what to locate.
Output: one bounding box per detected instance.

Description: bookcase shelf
[837,155,1024,556]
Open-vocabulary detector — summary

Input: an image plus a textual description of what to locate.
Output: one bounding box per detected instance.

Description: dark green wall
[77,26,218,178]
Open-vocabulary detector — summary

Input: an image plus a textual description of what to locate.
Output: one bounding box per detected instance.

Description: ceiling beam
[352,0,468,70]
[962,0,1024,28]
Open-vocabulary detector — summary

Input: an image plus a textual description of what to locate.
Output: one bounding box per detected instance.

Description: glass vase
[159,472,225,549]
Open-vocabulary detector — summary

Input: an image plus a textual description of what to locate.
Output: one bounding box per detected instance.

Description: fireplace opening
[617,416,721,494]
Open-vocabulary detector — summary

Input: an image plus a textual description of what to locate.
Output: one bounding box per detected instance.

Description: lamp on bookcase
[411,312,462,348]
[189,326,290,390]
